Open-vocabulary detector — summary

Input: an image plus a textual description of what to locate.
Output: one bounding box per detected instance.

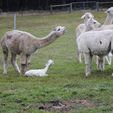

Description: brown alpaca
[1,26,65,74]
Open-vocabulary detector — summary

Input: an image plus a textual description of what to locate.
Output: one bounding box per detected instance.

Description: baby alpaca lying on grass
[25,59,54,76]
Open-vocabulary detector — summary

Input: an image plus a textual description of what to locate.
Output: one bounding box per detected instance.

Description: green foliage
[0,11,113,113]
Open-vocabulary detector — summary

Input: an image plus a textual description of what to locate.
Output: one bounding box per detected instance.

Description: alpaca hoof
[3,72,7,75]
[17,70,21,74]
[112,73,113,77]
[45,74,48,76]
[85,72,91,77]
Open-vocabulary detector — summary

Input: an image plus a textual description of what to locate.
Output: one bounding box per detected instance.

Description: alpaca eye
[94,22,96,24]
[57,28,60,31]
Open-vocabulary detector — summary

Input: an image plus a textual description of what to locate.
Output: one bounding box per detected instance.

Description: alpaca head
[45,59,54,67]
[86,18,101,30]
[48,59,54,65]
[53,26,65,37]
[81,12,94,20]
[105,7,113,16]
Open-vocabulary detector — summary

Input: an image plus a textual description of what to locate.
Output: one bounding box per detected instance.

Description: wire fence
[1,1,113,30]
[50,1,113,13]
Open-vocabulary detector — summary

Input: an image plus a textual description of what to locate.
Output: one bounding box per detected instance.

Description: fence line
[50,3,72,13]
[72,1,96,4]
[50,1,113,13]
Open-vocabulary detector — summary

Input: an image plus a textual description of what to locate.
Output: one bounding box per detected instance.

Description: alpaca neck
[104,15,113,25]
[34,31,58,49]
[44,63,51,73]
[85,25,93,31]
[84,18,88,24]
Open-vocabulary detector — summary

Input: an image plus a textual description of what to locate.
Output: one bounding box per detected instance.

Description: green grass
[0,11,113,113]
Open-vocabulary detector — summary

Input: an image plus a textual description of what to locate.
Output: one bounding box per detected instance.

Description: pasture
[0,11,113,113]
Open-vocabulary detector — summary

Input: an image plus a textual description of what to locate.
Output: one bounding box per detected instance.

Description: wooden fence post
[69,3,72,13]
[14,14,16,30]
[96,2,99,11]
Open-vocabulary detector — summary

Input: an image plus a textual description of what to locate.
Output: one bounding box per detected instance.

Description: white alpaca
[103,7,113,25]
[76,17,101,63]
[76,12,94,63]
[77,30,113,77]
[90,7,113,66]
[77,8,113,65]
[1,26,65,74]
[102,7,113,65]
[25,59,54,77]
[76,12,94,38]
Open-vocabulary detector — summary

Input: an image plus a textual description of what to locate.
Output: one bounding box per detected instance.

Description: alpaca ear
[81,15,85,19]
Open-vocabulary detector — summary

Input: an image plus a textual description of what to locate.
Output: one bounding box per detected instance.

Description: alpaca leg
[76,50,82,63]
[27,55,31,65]
[84,53,92,77]
[11,53,20,73]
[105,52,113,65]
[101,57,105,71]
[105,56,111,65]
[97,56,104,71]
[2,50,8,74]
[108,52,112,65]
[20,54,27,74]
[79,53,83,63]
[97,56,101,70]
[109,57,112,65]
[26,55,31,69]
[96,56,99,69]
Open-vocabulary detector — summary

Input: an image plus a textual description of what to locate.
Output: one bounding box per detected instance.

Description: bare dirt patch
[24,99,96,113]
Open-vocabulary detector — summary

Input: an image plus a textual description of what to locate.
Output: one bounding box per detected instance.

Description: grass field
[0,11,113,113]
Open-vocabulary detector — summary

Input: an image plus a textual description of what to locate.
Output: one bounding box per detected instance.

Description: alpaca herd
[77,7,113,77]
[1,7,113,77]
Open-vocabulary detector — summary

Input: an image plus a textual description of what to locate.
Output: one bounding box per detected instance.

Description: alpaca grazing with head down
[1,26,65,74]
[25,59,54,76]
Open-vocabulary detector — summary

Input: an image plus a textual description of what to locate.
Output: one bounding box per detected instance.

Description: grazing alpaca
[76,17,101,63]
[1,26,65,74]
[77,29,113,77]
[25,59,54,76]
[76,12,94,37]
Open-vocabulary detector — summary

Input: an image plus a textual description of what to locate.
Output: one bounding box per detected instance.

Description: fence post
[69,3,72,13]
[14,14,16,30]
[50,5,53,14]
[96,2,99,11]
[83,2,85,10]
